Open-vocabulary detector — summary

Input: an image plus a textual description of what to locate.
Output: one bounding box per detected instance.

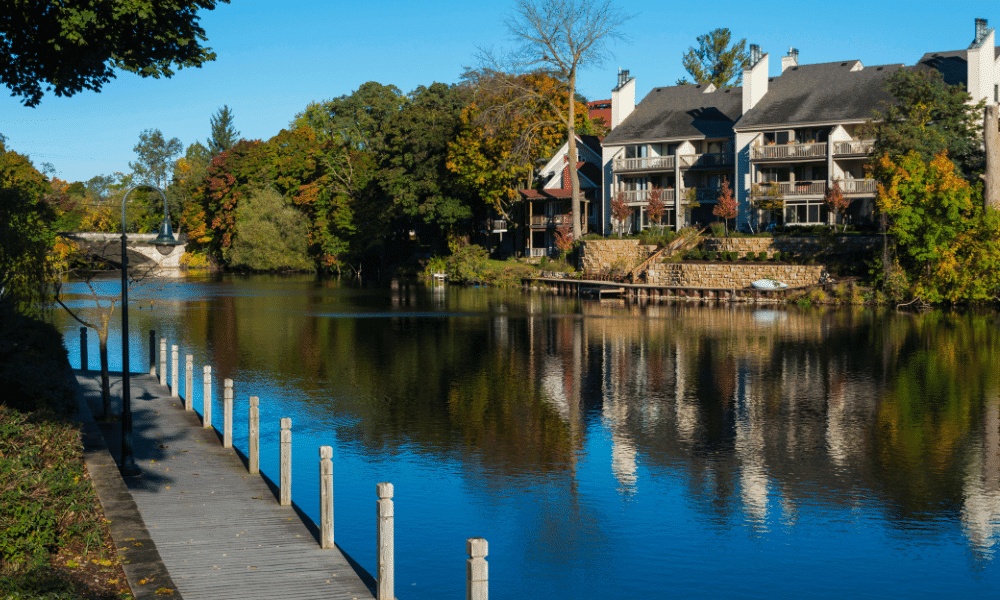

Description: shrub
[771,251,782,262]
[227,187,314,272]
[0,304,76,416]
[724,251,735,262]
[758,251,769,261]
[706,251,717,261]
[709,222,725,237]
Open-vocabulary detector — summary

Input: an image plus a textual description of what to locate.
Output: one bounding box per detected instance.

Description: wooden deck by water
[76,372,376,600]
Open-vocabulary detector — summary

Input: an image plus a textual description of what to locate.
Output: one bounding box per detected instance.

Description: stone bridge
[62,232,188,276]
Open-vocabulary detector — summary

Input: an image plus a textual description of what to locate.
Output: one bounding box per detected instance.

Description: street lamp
[119,185,182,477]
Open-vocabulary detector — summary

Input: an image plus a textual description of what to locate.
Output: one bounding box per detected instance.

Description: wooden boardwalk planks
[76,373,376,600]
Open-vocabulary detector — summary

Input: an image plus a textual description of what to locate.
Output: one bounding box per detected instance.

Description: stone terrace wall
[704,236,881,256]
[579,240,656,273]
[648,263,825,289]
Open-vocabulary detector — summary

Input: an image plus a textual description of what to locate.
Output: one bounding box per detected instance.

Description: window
[625,145,648,159]
[785,199,829,225]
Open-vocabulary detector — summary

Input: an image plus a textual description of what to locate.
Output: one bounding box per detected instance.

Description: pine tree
[681,28,750,88]
[208,105,240,155]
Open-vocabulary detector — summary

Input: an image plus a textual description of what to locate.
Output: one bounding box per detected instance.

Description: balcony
[682,152,734,169]
[752,142,827,161]
[620,189,677,206]
[753,180,827,197]
[614,155,676,173]
[614,152,734,174]
[530,214,572,228]
[528,247,551,258]
[839,179,877,195]
[833,139,875,156]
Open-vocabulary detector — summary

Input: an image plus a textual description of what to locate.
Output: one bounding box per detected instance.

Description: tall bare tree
[496,0,631,239]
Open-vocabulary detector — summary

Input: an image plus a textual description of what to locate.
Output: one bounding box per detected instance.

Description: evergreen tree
[681,28,749,88]
[208,105,240,154]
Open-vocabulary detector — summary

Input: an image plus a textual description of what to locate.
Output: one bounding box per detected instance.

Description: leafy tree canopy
[208,105,240,154]
[1,0,228,107]
[290,82,406,153]
[680,28,749,88]
[130,128,183,190]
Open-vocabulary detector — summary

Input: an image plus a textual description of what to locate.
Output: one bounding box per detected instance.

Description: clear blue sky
[1,0,996,183]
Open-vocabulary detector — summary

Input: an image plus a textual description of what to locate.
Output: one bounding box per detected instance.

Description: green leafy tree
[752,181,784,230]
[0,0,228,107]
[865,68,984,180]
[130,128,183,190]
[208,105,240,154]
[291,82,406,153]
[229,187,313,271]
[681,28,750,88]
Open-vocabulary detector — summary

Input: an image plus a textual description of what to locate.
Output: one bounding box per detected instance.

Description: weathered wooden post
[79,327,88,371]
[248,396,259,474]
[159,338,167,387]
[280,418,291,506]
[320,445,334,548]
[223,379,233,448]
[148,330,156,376]
[170,345,179,397]
[202,366,212,428]
[466,537,488,600]
[376,482,394,600]
[184,354,193,411]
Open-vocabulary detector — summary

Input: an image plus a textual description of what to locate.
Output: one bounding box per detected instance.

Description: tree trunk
[986,104,1000,211]
[567,71,582,240]
[98,312,112,419]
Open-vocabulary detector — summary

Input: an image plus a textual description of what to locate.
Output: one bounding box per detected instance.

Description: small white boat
[751,279,789,290]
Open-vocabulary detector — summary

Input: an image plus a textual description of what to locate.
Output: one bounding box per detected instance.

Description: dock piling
[466,537,489,600]
[184,355,193,411]
[376,482,394,600]
[249,396,259,474]
[320,445,333,548]
[202,366,212,428]
[159,338,167,387]
[170,345,178,397]
[223,379,233,448]
[280,418,291,506]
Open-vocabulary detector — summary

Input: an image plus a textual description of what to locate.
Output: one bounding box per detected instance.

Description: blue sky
[1,0,996,183]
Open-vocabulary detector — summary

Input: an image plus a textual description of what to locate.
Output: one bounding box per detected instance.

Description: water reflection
[52,276,1000,597]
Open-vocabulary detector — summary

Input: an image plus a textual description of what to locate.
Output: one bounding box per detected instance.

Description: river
[50,273,1000,599]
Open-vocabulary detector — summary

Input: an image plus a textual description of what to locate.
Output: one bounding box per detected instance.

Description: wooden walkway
[76,372,376,600]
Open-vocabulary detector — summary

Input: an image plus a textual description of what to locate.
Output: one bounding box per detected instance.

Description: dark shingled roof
[603,83,743,145]
[914,47,1000,87]
[734,61,904,131]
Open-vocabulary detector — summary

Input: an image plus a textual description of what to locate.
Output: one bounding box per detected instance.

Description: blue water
[53,274,1000,599]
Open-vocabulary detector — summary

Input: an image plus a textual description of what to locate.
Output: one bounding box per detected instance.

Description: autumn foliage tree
[824,179,849,232]
[554,211,574,259]
[646,186,666,232]
[713,177,737,236]
[611,191,632,236]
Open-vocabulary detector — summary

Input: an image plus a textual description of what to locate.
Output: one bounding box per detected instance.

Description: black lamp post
[119,185,182,477]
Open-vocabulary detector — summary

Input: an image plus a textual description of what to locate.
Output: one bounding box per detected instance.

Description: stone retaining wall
[704,236,881,256]
[648,262,825,288]
[578,239,656,273]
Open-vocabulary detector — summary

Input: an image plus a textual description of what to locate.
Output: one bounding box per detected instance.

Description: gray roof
[914,47,1000,87]
[734,61,904,131]
[603,83,743,145]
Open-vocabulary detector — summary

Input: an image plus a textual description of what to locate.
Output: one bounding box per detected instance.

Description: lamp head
[152,220,182,256]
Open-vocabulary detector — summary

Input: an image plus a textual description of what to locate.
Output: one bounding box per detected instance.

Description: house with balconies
[600,70,742,234]
[518,134,602,258]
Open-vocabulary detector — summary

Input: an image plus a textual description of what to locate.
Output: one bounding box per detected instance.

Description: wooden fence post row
[467,537,488,600]
[184,354,193,411]
[280,418,291,506]
[377,482,394,600]
[248,396,260,474]
[203,366,212,428]
[79,327,88,371]
[159,337,167,387]
[171,345,179,397]
[223,379,233,448]
[320,445,334,548]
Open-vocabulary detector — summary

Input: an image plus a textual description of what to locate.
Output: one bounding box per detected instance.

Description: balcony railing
[619,189,677,205]
[683,152,734,169]
[530,214,572,227]
[614,155,676,172]
[839,178,877,194]
[752,142,827,161]
[754,181,827,197]
[528,247,550,258]
[833,139,875,156]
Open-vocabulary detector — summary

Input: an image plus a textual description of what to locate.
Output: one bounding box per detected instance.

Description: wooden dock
[76,373,376,600]
[524,276,827,303]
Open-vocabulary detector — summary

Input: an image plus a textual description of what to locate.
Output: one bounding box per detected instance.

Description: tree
[680,28,750,88]
[208,105,240,154]
[646,186,665,232]
[130,129,183,190]
[611,191,632,236]
[0,1,228,107]
[752,181,784,230]
[864,68,984,180]
[824,179,849,232]
[497,0,631,239]
[554,212,574,259]
[229,187,313,271]
[713,177,737,236]
[291,82,406,153]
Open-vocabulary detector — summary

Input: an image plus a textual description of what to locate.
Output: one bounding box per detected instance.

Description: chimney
[742,45,769,114]
[781,47,799,72]
[611,68,635,130]
[975,18,989,46]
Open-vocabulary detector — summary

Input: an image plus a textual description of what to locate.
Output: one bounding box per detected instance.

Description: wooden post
[223,379,233,448]
[280,418,291,506]
[79,327,88,371]
[202,366,212,428]
[248,396,259,474]
[159,338,167,387]
[466,537,488,600]
[184,354,193,411]
[376,482,394,600]
[320,445,334,548]
[170,345,178,397]
[148,330,156,376]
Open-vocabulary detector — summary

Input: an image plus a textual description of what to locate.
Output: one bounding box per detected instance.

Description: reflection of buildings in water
[962,394,1000,553]
[735,367,770,523]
